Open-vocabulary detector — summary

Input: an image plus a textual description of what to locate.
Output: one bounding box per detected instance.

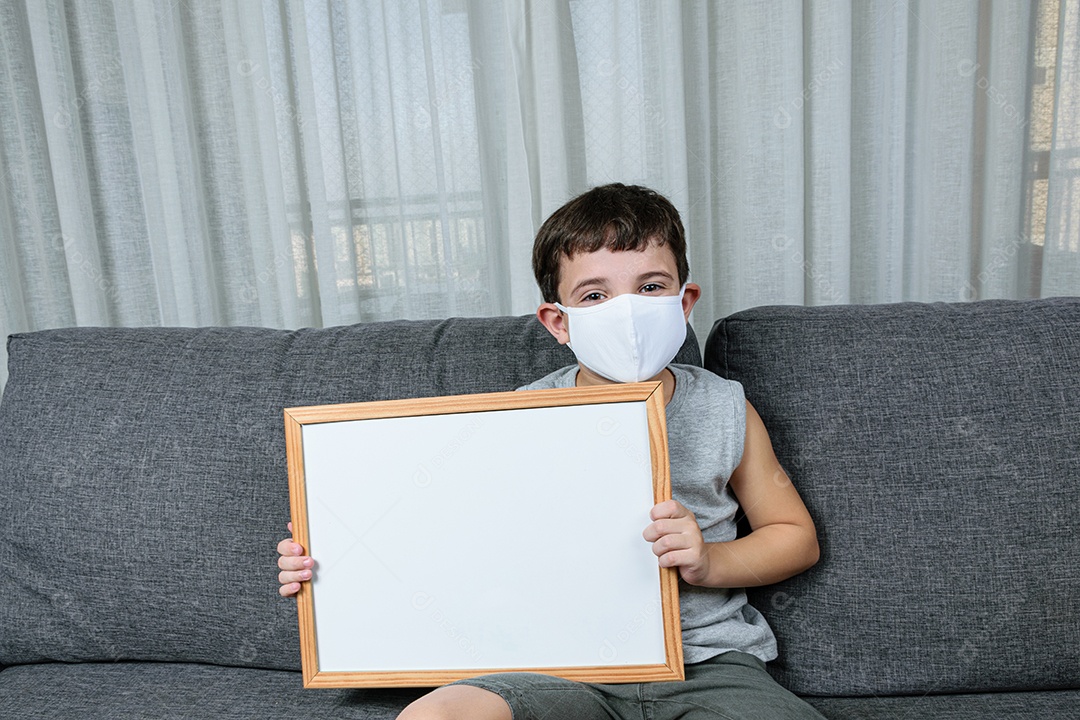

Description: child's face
[535,242,701,370]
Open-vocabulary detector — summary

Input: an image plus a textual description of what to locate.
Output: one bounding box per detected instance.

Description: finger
[287,521,293,533]
[656,547,697,569]
[650,533,691,558]
[277,537,305,557]
[642,517,693,542]
[279,581,301,598]
[277,555,313,571]
[650,499,689,521]
[278,568,312,586]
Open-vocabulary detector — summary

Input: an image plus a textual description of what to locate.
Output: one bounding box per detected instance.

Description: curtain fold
[1,0,1078,396]
[1042,0,1080,295]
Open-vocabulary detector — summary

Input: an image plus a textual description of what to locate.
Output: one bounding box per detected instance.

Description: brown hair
[531,184,689,304]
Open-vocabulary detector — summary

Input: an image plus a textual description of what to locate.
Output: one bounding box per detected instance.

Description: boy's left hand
[643,499,710,585]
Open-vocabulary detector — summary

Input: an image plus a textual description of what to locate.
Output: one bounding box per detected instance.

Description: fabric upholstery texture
[803,690,1080,719]
[0,314,699,671]
[1,662,1078,720]
[705,298,1080,697]
[0,662,421,719]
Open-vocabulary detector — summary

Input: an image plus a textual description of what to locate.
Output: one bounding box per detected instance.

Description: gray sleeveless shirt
[518,363,778,663]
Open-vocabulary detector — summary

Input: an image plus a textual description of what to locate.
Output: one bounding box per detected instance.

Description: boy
[278,184,824,719]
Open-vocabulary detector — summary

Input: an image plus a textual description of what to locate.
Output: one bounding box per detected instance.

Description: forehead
[557,243,678,289]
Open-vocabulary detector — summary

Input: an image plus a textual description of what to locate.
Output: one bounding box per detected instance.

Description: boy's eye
[640,283,662,293]
[582,292,605,303]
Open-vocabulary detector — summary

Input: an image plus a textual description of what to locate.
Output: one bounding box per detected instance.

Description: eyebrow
[637,271,676,283]
[568,277,607,297]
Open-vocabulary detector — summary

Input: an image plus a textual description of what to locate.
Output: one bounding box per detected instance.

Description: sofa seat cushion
[0,662,422,719]
[805,690,1080,719]
[705,298,1080,697]
[3,663,1077,720]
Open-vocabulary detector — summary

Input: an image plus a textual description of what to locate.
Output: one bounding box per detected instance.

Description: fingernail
[303,558,313,568]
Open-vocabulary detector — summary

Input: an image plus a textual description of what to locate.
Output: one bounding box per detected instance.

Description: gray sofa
[0,298,1077,718]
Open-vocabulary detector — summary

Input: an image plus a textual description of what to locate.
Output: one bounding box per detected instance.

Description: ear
[537,303,570,345]
[681,283,701,322]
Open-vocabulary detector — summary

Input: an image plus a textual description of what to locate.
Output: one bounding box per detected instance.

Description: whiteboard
[284,382,683,688]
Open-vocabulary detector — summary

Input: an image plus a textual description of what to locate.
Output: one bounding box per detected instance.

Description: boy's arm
[643,400,820,588]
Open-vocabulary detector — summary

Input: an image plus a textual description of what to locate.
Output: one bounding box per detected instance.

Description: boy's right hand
[277,521,314,597]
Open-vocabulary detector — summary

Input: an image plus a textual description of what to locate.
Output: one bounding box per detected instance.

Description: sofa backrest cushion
[705,298,1080,696]
[0,316,700,669]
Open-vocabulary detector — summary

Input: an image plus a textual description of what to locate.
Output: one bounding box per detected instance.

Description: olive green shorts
[451,651,825,720]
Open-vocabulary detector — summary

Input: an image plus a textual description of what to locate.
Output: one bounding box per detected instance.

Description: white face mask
[555,286,687,383]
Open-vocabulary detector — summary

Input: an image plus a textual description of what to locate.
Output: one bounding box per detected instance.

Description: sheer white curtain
[1,0,1078,395]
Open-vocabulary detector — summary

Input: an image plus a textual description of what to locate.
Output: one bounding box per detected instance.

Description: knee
[396,703,441,720]
[396,685,510,720]
[397,699,449,720]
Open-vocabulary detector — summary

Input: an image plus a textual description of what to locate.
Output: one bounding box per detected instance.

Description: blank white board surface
[284,382,683,688]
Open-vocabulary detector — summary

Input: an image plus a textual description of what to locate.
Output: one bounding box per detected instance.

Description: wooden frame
[284,381,683,688]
